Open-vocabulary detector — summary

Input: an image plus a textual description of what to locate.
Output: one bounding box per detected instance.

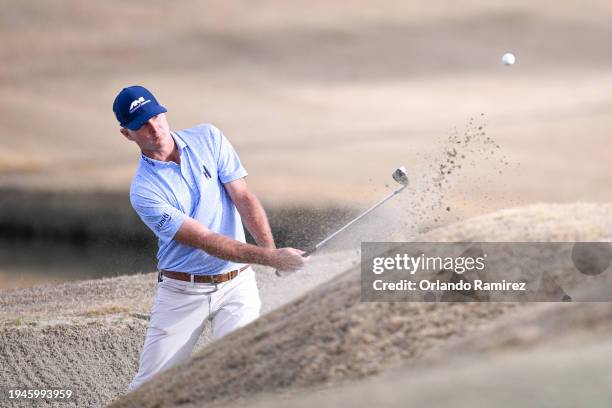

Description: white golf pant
[128,266,261,391]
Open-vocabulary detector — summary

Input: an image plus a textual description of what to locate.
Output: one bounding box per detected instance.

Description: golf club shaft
[303,184,408,256]
[275,185,407,277]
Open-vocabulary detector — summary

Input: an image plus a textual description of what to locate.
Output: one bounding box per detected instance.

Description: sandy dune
[3,203,610,407]
[107,202,611,408]
[238,303,612,408]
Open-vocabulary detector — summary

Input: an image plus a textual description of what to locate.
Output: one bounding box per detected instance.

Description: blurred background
[1,0,611,288]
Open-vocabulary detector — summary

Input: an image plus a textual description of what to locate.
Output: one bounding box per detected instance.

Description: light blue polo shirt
[129,123,248,275]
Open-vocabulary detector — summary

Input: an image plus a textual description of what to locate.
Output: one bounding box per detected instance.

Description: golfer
[113,85,308,391]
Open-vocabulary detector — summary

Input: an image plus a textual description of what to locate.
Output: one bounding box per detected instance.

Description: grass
[82,306,130,317]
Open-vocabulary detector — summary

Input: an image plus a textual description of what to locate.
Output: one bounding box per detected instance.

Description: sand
[3,203,609,407]
[2,1,612,406]
[107,203,611,408]
[241,335,612,408]
[236,303,612,408]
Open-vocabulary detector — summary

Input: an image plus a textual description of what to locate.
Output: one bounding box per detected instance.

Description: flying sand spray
[276,167,409,277]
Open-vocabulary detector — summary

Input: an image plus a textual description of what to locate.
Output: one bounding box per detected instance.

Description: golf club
[276,166,409,277]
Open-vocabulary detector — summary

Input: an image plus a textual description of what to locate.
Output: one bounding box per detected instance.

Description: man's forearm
[234,192,276,248]
[174,217,274,266]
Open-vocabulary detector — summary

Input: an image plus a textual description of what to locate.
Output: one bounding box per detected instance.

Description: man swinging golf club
[113,85,308,391]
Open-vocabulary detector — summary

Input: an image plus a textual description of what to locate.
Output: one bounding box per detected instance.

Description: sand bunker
[1,203,610,408]
[234,301,612,408]
[239,313,612,408]
[107,202,611,408]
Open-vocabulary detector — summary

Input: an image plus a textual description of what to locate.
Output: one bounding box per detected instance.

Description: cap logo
[129,96,151,113]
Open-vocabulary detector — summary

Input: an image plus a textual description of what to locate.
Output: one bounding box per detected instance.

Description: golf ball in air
[501,53,516,66]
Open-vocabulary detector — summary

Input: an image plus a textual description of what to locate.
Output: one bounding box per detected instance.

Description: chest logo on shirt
[202,164,212,179]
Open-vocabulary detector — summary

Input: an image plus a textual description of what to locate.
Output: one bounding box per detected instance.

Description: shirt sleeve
[212,126,248,184]
[130,191,187,243]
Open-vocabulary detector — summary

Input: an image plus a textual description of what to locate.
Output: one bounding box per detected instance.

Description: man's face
[121,113,172,151]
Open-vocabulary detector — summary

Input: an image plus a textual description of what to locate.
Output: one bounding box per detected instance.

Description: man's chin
[152,135,172,149]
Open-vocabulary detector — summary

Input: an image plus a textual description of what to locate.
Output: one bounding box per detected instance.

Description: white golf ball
[501,53,516,66]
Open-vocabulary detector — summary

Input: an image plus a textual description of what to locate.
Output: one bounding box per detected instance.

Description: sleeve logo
[155,213,172,231]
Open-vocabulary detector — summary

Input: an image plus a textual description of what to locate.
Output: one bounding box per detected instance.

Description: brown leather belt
[161,265,250,284]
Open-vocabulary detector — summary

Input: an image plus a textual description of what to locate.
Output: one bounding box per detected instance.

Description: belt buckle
[205,274,219,293]
[189,274,219,293]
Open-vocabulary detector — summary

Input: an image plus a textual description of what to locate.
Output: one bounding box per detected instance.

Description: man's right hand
[269,247,309,271]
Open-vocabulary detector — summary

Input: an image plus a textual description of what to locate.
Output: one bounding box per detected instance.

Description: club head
[392,166,409,187]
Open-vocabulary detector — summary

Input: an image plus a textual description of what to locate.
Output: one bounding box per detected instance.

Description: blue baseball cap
[113,85,167,131]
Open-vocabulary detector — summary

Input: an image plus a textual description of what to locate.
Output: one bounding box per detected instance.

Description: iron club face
[392,166,409,187]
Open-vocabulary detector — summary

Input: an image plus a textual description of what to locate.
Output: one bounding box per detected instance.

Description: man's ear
[120,127,132,141]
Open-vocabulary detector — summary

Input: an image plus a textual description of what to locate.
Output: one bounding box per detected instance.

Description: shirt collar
[171,130,186,152]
